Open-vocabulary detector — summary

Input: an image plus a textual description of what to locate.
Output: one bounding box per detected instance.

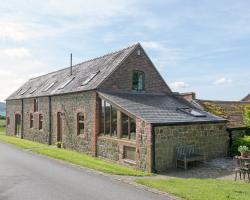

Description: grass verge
[0,119,5,132]
[136,178,250,200]
[0,133,151,176]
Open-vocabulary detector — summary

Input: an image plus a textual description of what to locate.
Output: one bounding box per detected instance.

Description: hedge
[231,135,250,156]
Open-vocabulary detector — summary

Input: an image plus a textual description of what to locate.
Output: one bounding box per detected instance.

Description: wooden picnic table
[234,156,250,182]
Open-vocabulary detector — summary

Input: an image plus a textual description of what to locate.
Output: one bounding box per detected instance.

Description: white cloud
[142,41,165,50]
[0,48,31,58]
[213,77,232,85]
[0,0,135,42]
[0,69,27,101]
[0,46,49,101]
[169,81,189,90]
[0,14,77,42]
[141,41,182,68]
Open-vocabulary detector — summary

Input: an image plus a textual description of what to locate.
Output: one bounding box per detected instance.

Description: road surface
[0,142,171,200]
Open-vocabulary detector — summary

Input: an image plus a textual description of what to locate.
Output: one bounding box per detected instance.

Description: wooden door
[15,114,21,137]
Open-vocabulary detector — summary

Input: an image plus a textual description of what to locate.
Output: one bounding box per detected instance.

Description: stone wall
[23,97,50,143]
[154,123,229,172]
[50,91,96,154]
[135,118,152,171]
[97,136,120,161]
[96,118,152,172]
[6,100,22,135]
[6,91,97,155]
[100,45,171,94]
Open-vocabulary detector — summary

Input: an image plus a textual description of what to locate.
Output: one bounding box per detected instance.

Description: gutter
[151,119,227,127]
[151,124,157,173]
[48,96,52,145]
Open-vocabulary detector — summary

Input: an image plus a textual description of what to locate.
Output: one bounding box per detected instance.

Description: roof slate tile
[7,44,138,100]
[98,91,226,124]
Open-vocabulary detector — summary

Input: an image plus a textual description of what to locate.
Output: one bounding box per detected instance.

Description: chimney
[70,53,72,75]
[178,92,196,102]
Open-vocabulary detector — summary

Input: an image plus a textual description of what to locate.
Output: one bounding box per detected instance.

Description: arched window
[39,114,43,130]
[77,113,84,135]
[34,98,39,112]
[6,117,10,126]
[30,113,34,128]
[132,70,145,91]
[15,114,21,136]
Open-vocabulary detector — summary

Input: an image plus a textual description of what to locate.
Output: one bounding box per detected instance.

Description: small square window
[124,146,136,161]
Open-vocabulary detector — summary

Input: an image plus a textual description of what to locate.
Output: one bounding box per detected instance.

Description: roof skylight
[178,107,206,117]
[17,89,22,95]
[81,71,100,86]
[20,87,31,95]
[43,81,57,92]
[58,77,75,90]
[29,87,38,94]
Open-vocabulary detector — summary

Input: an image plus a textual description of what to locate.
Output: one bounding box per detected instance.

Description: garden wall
[154,123,229,172]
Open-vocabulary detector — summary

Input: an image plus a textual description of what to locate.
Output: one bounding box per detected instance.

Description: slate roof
[197,99,250,129]
[242,93,250,101]
[7,43,139,100]
[98,91,226,124]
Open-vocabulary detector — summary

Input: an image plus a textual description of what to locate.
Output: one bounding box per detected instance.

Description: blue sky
[0,0,249,101]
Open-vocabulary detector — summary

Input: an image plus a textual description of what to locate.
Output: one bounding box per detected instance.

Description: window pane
[130,118,136,140]
[34,99,39,112]
[122,113,129,138]
[79,122,84,134]
[105,102,111,134]
[132,72,139,90]
[111,106,117,136]
[78,115,84,121]
[124,146,136,160]
[132,71,144,91]
[138,73,144,91]
[100,100,105,134]
[77,113,84,135]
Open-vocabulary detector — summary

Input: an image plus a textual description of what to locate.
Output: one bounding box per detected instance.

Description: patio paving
[157,157,236,180]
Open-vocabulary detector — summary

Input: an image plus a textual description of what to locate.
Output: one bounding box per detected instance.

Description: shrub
[238,145,249,153]
[231,136,250,156]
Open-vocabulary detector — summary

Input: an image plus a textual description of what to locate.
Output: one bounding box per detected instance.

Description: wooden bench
[176,145,206,170]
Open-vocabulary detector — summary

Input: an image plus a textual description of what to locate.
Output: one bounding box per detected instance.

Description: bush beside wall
[231,136,250,156]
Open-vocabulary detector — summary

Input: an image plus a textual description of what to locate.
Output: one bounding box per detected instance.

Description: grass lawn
[0,133,151,176]
[136,178,250,200]
[0,119,5,132]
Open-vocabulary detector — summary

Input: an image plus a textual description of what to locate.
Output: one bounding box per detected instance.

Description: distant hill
[0,102,6,117]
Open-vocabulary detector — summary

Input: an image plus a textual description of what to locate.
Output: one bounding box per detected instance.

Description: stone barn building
[6,43,228,172]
